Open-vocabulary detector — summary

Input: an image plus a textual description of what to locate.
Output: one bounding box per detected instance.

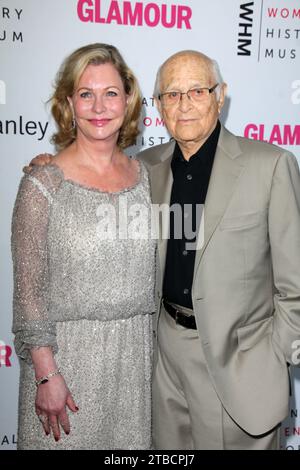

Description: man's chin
[176,133,203,143]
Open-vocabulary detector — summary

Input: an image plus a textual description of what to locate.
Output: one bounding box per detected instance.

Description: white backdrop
[1,0,300,450]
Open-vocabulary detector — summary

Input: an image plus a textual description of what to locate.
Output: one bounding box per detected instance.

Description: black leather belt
[163,299,197,330]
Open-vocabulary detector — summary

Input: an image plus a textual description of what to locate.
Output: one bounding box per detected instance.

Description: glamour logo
[77,0,192,29]
[0,340,12,367]
[244,124,300,145]
[0,80,6,104]
[237,2,254,56]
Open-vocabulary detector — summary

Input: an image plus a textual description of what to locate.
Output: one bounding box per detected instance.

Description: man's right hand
[23,153,54,174]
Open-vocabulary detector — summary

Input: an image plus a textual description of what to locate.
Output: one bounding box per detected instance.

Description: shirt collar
[172,120,221,173]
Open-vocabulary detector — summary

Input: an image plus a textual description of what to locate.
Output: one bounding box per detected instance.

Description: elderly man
[139,50,300,450]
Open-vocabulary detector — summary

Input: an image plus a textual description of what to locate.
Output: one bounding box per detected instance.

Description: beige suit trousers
[153,305,280,450]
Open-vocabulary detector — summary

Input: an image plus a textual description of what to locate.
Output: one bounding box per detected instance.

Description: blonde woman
[12,43,155,450]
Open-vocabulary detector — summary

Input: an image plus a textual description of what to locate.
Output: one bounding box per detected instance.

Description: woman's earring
[72,117,76,129]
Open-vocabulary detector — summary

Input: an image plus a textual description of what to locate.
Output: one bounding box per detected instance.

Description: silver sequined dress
[11,162,156,450]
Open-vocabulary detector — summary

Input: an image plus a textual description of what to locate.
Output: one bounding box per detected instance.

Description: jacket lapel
[193,127,245,280]
[149,142,175,279]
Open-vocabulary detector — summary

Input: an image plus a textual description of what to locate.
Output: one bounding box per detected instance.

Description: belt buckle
[174,308,181,324]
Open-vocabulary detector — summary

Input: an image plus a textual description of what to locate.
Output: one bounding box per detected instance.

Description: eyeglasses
[158,83,219,107]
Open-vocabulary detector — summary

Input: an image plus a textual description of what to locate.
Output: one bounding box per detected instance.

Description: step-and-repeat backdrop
[1,0,300,450]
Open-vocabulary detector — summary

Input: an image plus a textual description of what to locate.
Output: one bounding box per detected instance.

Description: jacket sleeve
[268,151,300,365]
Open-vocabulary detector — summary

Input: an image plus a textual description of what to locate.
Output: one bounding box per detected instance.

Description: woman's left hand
[35,374,78,441]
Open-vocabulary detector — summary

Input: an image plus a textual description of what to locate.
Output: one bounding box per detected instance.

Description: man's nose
[178,92,192,111]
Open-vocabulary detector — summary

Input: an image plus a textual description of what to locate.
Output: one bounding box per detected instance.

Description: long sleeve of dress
[11,166,59,364]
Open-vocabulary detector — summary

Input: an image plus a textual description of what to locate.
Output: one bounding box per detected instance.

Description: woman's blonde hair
[50,43,142,150]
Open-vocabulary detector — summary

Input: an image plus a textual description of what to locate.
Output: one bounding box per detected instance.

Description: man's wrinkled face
[157,53,226,155]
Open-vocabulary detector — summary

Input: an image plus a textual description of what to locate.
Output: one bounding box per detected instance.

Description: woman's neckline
[48,158,142,195]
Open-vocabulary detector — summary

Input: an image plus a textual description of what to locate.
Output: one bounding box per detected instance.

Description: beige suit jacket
[138,126,300,435]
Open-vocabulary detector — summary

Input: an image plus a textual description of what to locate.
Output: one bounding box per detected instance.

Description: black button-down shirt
[163,121,221,308]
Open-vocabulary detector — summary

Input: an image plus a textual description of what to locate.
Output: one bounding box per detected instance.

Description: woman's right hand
[23,153,54,174]
[35,374,78,441]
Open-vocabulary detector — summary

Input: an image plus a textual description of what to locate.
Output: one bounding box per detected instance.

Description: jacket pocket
[237,316,273,351]
[220,210,265,231]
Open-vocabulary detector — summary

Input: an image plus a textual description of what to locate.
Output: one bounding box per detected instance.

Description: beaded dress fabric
[11,162,156,449]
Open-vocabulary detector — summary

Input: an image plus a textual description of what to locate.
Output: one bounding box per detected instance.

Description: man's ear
[218,83,227,113]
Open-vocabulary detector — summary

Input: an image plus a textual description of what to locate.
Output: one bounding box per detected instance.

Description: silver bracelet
[35,369,61,387]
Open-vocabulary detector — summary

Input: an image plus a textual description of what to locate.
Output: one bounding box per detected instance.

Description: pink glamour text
[77,0,192,29]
